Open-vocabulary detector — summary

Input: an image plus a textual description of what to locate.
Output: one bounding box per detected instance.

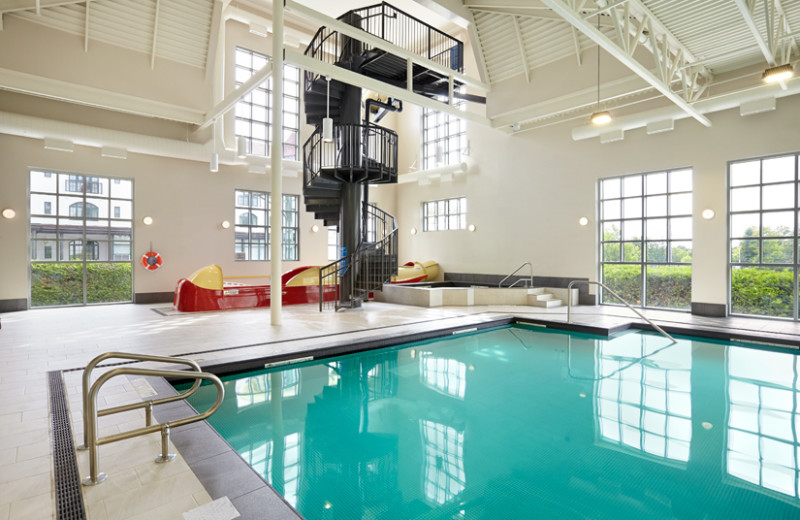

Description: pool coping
[53,312,800,520]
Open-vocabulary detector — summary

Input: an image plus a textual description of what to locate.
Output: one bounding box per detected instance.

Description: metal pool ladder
[77,352,224,486]
[499,262,533,288]
[566,280,676,343]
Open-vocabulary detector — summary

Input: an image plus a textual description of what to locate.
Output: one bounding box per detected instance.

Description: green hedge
[31,263,132,307]
[731,267,793,317]
[602,264,691,309]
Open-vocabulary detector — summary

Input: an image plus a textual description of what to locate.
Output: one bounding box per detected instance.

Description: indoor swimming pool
[180,324,800,519]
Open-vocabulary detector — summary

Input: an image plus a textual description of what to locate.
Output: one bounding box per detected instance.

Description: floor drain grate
[48,370,87,520]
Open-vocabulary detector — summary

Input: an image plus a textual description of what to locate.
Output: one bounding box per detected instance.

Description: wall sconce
[701,209,715,220]
[410,227,418,235]
[467,224,476,232]
[221,220,231,229]
[2,208,16,219]
[578,217,589,226]
[142,216,154,226]
[311,224,319,233]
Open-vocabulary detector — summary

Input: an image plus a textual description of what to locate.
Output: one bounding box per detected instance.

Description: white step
[529,293,556,301]
[529,298,563,308]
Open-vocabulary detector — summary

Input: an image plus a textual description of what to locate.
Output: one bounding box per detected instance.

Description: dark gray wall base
[445,273,591,293]
[578,293,596,305]
[0,298,27,312]
[134,292,174,304]
[691,302,727,318]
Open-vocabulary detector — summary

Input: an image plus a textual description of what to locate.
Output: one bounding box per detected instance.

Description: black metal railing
[303,2,464,91]
[303,122,398,186]
[319,203,398,311]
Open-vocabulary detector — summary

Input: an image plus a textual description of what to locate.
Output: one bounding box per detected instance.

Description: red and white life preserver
[141,251,163,271]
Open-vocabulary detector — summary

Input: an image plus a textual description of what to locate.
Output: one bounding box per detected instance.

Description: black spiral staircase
[301,2,465,310]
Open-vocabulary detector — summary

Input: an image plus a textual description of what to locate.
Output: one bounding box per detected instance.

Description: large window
[328,226,340,261]
[234,190,299,261]
[29,170,133,307]
[422,197,467,232]
[234,47,300,160]
[599,169,693,309]
[422,101,466,169]
[729,153,799,319]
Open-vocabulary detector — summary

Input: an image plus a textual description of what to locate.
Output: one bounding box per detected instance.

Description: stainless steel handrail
[79,354,224,486]
[498,262,533,288]
[567,280,676,344]
[78,352,204,450]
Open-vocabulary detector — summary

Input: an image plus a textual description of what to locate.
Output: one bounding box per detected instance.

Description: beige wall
[393,94,800,306]
[0,134,331,301]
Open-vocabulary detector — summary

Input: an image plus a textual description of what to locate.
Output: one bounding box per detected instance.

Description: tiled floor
[1,300,799,519]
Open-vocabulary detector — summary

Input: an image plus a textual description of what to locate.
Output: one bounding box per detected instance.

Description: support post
[270,0,284,325]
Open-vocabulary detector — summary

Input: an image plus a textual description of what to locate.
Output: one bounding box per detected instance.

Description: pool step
[527,289,563,308]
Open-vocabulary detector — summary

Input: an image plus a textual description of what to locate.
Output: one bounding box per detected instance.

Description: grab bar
[567,280,676,344]
[78,352,204,451]
[499,262,533,288]
[79,353,224,486]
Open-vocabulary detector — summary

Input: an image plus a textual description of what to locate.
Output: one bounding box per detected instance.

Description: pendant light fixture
[210,119,219,172]
[322,76,333,142]
[591,13,612,126]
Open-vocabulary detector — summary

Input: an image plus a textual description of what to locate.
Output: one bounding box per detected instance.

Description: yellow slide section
[186,264,224,291]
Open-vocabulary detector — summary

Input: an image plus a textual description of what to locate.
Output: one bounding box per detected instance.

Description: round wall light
[221,220,231,229]
[467,224,476,232]
[578,216,589,226]
[701,209,715,220]
[410,227,418,235]
[142,216,154,226]
[2,208,16,219]
[311,224,320,233]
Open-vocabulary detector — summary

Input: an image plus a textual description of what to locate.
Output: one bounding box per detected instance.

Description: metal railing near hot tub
[498,262,533,288]
[566,280,676,344]
[77,352,224,486]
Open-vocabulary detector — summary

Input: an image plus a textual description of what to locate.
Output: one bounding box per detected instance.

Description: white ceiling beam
[734,0,778,65]
[150,0,160,69]
[512,15,530,83]
[83,0,88,52]
[539,0,711,127]
[199,62,272,130]
[285,0,489,92]
[0,67,204,123]
[0,0,85,13]
[286,49,491,127]
[463,0,549,8]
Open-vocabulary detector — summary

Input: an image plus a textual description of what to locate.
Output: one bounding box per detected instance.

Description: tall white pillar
[270,0,284,325]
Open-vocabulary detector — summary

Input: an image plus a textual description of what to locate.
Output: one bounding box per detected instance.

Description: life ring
[141,251,163,271]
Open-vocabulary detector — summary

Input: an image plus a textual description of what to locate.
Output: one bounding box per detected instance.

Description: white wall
[393,94,800,306]
[0,134,332,301]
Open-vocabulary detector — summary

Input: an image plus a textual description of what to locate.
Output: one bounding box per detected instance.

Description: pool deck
[1,301,799,519]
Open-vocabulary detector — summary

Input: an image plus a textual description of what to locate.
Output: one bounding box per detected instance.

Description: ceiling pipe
[571,78,800,141]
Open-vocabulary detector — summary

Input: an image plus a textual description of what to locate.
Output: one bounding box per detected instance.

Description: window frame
[598,168,694,310]
[421,197,467,232]
[234,47,301,161]
[234,189,300,262]
[728,152,800,320]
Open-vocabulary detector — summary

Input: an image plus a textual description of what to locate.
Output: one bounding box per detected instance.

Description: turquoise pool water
[182,325,800,519]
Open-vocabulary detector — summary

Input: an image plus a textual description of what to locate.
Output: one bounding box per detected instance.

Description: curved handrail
[79,352,204,450]
[82,365,224,485]
[567,280,676,344]
[498,262,533,288]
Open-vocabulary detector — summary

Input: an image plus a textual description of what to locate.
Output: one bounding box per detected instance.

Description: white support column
[270,0,283,325]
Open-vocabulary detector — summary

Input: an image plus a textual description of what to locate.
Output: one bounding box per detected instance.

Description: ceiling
[1,0,798,136]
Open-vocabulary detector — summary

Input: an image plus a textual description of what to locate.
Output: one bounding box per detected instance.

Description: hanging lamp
[322,76,333,142]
